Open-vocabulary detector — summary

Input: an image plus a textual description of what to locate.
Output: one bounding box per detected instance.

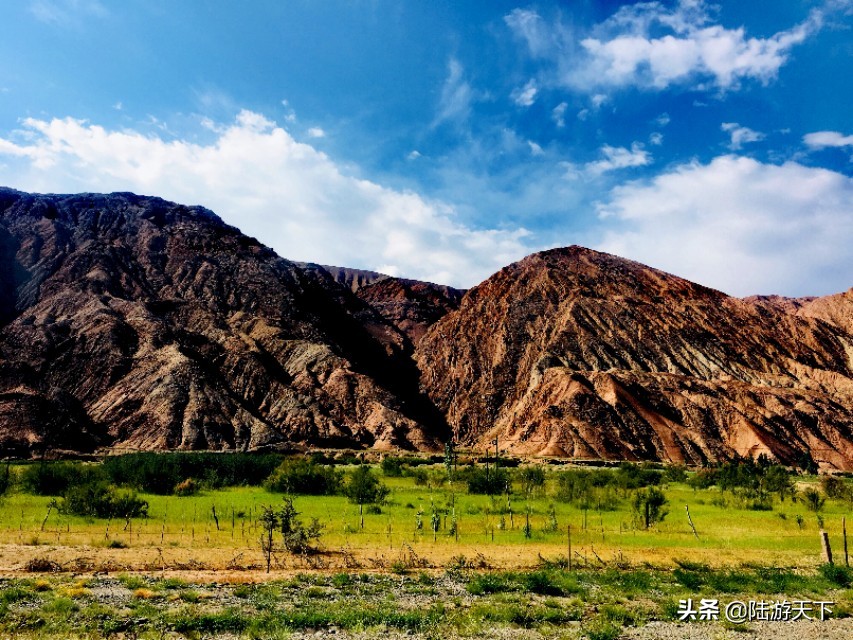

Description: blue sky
[1,0,851,296]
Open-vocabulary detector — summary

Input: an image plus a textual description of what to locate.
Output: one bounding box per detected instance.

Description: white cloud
[0,111,534,288]
[655,112,671,127]
[804,130,853,149]
[527,141,544,156]
[511,79,538,107]
[407,150,422,160]
[507,0,823,93]
[306,127,325,138]
[30,0,106,25]
[434,58,475,126]
[591,94,608,109]
[649,132,664,146]
[721,122,764,150]
[504,8,563,59]
[596,155,853,296]
[552,102,567,127]
[586,143,651,174]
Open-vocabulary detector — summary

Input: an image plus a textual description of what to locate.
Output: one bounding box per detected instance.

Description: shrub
[518,466,546,496]
[174,478,200,496]
[343,466,389,505]
[463,466,510,495]
[821,476,852,501]
[615,463,662,490]
[102,452,282,494]
[0,462,10,496]
[380,456,405,477]
[631,487,668,529]
[264,458,342,495]
[60,482,148,519]
[802,487,826,512]
[259,498,323,571]
[21,462,105,496]
[662,465,687,483]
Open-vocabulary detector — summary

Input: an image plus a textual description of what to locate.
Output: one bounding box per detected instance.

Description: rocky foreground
[1,188,852,468]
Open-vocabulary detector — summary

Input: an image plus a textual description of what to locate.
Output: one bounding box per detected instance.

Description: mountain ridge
[1,188,851,469]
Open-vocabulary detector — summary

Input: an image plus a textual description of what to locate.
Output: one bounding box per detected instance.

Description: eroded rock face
[415,247,853,470]
[0,189,445,455]
[311,265,465,347]
[2,189,851,468]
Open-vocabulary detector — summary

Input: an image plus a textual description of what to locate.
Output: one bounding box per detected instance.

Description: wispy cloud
[804,130,853,149]
[597,155,853,296]
[0,112,533,287]
[721,122,764,150]
[506,0,824,94]
[434,58,476,127]
[552,102,567,127]
[29,0,106,26]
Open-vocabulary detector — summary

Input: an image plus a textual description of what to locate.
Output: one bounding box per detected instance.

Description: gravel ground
[622,618,853,640]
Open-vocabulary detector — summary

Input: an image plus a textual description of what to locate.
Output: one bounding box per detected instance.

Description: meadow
[0,454,850,572]
[1,454,852,639]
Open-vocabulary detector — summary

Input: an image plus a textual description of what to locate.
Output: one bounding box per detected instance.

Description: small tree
[345,466,390,505]
[519,466,546,497]
[344,466,389,528]
[631,487,669,529]
[802,487,826,512]
[259,497,323,572]
[444,441,458,480]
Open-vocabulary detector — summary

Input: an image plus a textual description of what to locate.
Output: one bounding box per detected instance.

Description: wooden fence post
[820,530,833,565]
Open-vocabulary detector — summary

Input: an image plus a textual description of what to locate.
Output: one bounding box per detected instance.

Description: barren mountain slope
[797,288,853,335]
[415,247,853,470]
[0,188,445,455]
[309,265,465,346]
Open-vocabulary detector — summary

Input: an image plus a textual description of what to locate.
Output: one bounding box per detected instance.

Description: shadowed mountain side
[309,264,465,346]
[415,247,853,470]
[0,188,447,455]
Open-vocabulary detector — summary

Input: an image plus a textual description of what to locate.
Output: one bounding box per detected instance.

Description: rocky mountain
[2,189,851,469]
[307,265,465,346]
[0,188,446,455]
[798,288,853,335]
[414,247,853,470]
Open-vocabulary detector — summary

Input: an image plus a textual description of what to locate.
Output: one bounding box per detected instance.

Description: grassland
[0,457,852,638]
[0,463,849,571]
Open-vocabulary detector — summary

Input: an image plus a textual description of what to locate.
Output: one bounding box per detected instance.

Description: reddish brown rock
[415,247,853,470]
[0,189,444,455]
[310,265,464,346]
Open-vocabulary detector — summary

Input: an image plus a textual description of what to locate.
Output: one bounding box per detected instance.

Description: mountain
[2,189,852,469]
[307,265,465,346]
[0,188,446,455]
[414,247,853,470]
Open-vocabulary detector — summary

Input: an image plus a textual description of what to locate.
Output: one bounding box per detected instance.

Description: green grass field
[0,462,849,571]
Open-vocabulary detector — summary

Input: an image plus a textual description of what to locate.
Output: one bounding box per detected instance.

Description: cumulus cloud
[507,0,823,93]
[0,111,533,288]
[586,143,651,174]
[721,122,764,150]
[804,130,853,149]
[306,127,326,138]
[596,155,853,296]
